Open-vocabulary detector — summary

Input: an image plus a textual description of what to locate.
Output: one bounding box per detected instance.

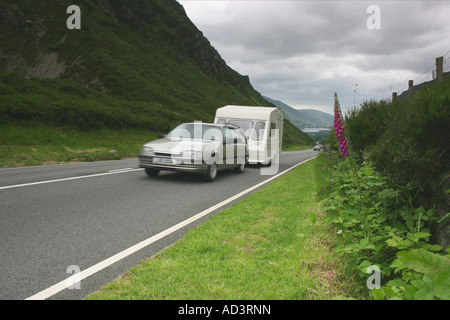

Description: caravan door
[250,121,270,164]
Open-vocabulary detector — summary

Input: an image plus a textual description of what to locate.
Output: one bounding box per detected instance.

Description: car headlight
[183,150,202,159]
[141,146,155,156]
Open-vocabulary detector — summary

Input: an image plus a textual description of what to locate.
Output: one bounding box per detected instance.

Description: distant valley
[263,96,333,130]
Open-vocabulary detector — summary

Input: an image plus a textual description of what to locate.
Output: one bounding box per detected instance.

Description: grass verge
[85,156,357,300]
[0,123,158,168]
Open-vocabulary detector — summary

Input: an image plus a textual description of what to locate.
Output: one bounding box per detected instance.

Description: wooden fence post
[391,56,446,100]
[408,80,414,100]
[436,56,444,81]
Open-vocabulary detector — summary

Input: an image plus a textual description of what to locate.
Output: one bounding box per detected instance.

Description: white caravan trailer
[214,105,284,165]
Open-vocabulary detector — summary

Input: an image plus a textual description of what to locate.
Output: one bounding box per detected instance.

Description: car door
[223,126,237,166]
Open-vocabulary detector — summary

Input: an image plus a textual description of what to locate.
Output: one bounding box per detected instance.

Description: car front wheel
[205,163,218,182]
[145,168,160,177]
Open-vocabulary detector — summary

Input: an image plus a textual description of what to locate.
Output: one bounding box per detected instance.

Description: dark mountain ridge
[0,0,311,148]
[0,1,262,119]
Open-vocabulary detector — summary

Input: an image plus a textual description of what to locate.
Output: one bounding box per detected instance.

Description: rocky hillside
[0,1,250,119]
[0,0,311,149]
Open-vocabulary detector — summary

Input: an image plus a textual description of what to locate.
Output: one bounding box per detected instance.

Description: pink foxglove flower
[333,94,349,158]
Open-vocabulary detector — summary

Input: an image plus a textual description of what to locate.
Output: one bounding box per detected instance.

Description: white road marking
[25,156,316,300]
[0,169,143,190]
[108,168,135,173]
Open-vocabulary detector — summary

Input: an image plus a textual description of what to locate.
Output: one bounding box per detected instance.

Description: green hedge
[345,78,450,187]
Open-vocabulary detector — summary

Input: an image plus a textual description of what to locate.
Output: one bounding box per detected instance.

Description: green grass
[282,144,312,152]
[0,123,157,167]
[85,156,357,300]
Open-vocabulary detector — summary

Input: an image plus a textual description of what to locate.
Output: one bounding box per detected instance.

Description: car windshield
[168,123,222,141]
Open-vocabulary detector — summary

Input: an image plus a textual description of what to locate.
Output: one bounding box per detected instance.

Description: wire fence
[395,51,450,100]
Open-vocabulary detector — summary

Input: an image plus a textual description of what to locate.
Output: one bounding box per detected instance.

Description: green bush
[345,99,390,160]
[346,78,450,187]
[329,79,450,299]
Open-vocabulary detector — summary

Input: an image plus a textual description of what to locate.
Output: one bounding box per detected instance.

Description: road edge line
[0,169,143,190]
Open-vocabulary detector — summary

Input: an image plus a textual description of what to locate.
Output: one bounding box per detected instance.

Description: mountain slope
[263,96,333,130]
[0,0,266,126]
[0,0,312,158]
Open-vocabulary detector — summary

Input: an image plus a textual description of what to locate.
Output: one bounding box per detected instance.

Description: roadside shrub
[344,79,450,251]
[366,85,449,187]
[320,77,450,300]
[346,78,450,188]
[318,153,450,299]
[345,99,390,161]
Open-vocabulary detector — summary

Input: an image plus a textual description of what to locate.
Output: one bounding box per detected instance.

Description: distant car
[139,122,249,182]
[313,144,321,151]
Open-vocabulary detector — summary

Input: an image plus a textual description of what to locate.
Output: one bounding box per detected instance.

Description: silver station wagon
[139,122,249,182]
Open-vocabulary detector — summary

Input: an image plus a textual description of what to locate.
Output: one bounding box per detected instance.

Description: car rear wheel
[234,162,245,173]
[205,163,218,182]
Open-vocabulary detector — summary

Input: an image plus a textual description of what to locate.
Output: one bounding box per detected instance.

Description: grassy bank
[0,123,157,168]
[86,156,357,300]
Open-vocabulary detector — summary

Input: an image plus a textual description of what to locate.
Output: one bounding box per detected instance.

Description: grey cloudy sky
[177,0,450,115]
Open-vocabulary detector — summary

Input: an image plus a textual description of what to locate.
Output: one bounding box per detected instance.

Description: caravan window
[228,120,254,138]
[251,121,266,141]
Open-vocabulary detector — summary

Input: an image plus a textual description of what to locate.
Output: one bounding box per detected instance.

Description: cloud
[178,1,450,114]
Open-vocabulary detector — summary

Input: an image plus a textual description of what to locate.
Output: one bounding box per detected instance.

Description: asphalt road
[0,150,318,300]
